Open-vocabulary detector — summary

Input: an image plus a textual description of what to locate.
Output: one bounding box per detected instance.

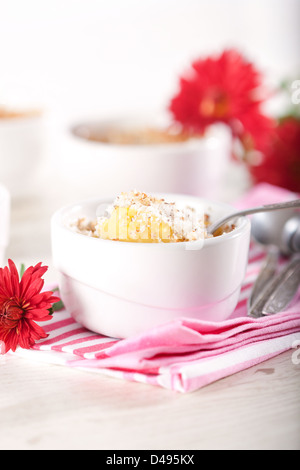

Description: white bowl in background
[51,194,251,338]
[0,112,46,198]
[0,183,10,266]
[55,116,231,200]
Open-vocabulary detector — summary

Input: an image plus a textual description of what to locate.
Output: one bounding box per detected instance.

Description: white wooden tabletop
[1,166,300,451]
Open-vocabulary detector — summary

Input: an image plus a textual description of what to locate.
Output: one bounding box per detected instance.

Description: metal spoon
[207,198,300,317]
[247,247,279,316]
[248,209,300,317]
[282,215,300,253]
[248,254,300,317]
[208,199,300,236]
[250,208,300,256]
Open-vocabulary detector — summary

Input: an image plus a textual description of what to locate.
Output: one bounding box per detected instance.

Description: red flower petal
[169,48,274,153]
[248,117,300,193]
[0,260,60,353]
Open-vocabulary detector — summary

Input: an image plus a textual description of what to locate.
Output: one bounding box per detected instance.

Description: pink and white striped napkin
[14,184,300,393]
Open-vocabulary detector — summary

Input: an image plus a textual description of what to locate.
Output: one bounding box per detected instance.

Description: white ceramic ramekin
[51,194,251,338]
[54,116,231,200]
[0,113,45,198]
[0,183,10,266]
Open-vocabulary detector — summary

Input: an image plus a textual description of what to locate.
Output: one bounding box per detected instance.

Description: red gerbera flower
[248,117,300,193]
[0,259,60,353]
[169,49,274,154]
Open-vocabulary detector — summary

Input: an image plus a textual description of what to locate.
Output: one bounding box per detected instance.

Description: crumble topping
[69,190,235,243]
[76,126,193,145]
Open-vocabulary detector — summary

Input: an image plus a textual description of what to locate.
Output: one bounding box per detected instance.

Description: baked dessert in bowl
[0,107,40,120]
[78,123,192,145]
[0,183,10,266]
[51,191,251,338]
[56,116,231,200]
[0,106,45,197]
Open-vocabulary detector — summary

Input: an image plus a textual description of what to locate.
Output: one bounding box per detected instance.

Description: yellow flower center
[199,90,230,119]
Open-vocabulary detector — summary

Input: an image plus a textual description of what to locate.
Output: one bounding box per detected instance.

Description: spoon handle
[262,257,300,315]
[247,248,279,314]
[209,199,300,235]
[248,256,300,318]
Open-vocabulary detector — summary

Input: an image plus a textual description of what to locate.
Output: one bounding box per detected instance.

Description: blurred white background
[0,0,299,120]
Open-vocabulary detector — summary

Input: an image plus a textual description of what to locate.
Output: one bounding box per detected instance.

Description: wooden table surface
[1,167,300,450]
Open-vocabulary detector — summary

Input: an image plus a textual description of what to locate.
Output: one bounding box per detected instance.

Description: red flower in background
[169,49,274,154]
[248,117,300,193]
[0,260,60,353]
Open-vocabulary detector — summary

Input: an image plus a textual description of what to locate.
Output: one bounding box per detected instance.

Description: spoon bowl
[282,215,300,253]
[251,209,299,255]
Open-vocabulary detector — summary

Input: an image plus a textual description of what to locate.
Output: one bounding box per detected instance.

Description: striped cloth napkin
[14,184,300,393]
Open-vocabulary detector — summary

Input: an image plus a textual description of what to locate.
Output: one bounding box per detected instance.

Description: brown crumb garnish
[213,224,236,237]
[72,218,97,236]
[82,126,197,145]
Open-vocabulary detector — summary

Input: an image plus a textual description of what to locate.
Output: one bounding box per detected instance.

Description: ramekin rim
[66,118,230,152]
